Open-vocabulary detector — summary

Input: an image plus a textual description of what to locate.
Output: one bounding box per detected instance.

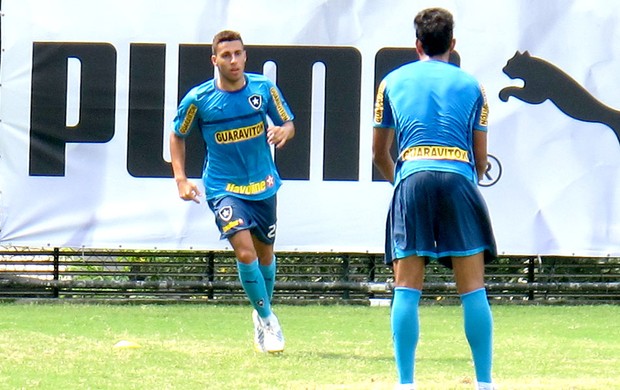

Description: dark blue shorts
[385,171,496,268]
[207,195,277,245]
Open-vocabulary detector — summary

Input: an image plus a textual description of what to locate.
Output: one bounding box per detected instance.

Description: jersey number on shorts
[267,224,277,239]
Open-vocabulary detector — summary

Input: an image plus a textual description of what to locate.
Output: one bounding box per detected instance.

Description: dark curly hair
[414,8,454,56]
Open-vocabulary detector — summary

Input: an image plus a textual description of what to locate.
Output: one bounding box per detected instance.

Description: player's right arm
[473,84,490,182]
[170,133,200,203]
[473,130,488,182]
[170,94,201,203]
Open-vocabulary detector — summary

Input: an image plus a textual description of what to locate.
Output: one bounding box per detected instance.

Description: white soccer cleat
[262,312,285,353]
[252,310,266,353]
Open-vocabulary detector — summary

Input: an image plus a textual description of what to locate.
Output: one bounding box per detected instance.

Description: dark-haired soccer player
[373,8,496,390]
[170,30,295,353]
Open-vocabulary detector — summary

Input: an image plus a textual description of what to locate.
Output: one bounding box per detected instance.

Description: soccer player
[170,30,295,353]
[372,8,497,390]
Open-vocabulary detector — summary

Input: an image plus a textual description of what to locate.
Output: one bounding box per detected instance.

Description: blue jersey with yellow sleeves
[373,60,488,186]
[173,73,294,201]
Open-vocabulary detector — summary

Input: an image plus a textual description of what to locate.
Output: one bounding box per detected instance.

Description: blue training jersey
[173,73,294,201]
[373,60,488,187]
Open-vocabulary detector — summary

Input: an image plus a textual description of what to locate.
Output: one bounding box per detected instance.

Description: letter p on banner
[29,42,116,176]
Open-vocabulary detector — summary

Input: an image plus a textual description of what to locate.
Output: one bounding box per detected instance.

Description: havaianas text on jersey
[225,176,274,196]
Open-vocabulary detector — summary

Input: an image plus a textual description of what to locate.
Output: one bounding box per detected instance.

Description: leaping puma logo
[499,51,620,146]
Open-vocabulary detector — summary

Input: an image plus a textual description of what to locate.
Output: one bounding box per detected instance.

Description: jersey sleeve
[373,79,394,128]
[265,80,294,125]
[473,83,489,132]
[172,91,199,138]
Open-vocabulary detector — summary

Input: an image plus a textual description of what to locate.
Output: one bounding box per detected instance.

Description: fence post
[52,247,60,298]
[341,254,350,300]
[207,252,215,299]
[368,254,376,299]
[527,257,535,300]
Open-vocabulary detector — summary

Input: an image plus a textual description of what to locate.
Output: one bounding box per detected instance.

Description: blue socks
[391,286,493,387]
[461,288,493,384]
[237,259,271,318]
[259,255,276,301]
[391,287,421,385]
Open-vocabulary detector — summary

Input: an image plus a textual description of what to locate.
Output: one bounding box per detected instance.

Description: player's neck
[419,52,450,62]
[217,75,246,92]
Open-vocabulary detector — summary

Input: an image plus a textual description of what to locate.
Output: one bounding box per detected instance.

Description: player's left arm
[372,79,395,184]
[265,82,295,149]
[372,127,395,184]
[267,120,295,149]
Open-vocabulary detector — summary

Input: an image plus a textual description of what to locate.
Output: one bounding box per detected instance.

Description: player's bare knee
[235,248,259,264]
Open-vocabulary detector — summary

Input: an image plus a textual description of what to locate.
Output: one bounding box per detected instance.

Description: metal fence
[1,247,619,304]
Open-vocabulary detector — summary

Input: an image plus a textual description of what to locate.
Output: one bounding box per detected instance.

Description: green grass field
[0,303,618,389]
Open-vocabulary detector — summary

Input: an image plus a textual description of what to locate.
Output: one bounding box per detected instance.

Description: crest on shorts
[248,94,262,110]
[218,206,233,222]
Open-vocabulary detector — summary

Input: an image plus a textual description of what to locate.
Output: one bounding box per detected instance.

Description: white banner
[1,0,619,256]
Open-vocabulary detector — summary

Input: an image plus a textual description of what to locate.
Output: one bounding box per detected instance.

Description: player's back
[385,60,483,184]
[386,60,481,150]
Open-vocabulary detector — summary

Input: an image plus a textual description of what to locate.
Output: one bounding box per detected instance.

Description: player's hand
[176,178,201,203]
[267,123,294,149]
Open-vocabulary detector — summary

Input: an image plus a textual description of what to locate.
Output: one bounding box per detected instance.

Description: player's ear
[449,38,456,52]
[211,54,217,66]
[415,39,424,56]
